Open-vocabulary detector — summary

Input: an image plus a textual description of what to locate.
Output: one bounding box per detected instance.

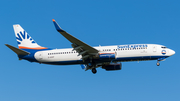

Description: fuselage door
[153,46,157,52]
[39,52,43,60]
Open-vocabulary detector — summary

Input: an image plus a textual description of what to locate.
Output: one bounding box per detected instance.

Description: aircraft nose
[170,49,175,56]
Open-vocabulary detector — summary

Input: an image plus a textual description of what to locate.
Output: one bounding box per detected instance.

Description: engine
[98,53,116,61]
[102,63,122,71]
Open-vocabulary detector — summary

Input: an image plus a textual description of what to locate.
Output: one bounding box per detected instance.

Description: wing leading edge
[52,19,99,60]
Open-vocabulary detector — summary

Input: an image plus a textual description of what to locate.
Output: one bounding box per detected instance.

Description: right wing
[52,19,99,60]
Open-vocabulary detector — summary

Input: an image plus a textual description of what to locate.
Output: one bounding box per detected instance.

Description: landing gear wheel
[157,62,160,66]
[92,68,97,74]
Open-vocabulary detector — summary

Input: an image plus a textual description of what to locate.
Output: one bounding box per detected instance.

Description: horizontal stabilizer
[5,44,30,55]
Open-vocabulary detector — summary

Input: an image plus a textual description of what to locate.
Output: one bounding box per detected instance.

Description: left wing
[52,19,99,60]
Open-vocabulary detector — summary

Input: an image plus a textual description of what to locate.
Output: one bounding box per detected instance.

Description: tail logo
[16,31,36,45]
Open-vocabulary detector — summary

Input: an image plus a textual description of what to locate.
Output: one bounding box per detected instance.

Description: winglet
[52,19,63,32]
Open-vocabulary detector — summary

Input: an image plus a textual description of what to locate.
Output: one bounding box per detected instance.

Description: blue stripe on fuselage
[113,56,169,62]
[40,56,169,65]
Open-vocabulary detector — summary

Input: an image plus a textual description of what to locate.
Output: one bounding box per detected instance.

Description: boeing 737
[5,19,175,74]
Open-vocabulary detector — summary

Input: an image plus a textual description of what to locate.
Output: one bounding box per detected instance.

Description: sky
[0,0,180,101]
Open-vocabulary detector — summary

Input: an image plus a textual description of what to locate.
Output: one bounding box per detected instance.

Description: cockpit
[161,46,167,49]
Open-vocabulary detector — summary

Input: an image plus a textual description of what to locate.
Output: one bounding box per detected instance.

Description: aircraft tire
[92,68,97,74]
[157,62,160,66]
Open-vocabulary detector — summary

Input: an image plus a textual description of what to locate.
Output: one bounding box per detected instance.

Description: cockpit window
[161,46,167,49]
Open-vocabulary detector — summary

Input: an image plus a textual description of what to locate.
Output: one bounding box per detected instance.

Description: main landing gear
[92,68,97,74]
[88,59,97,74]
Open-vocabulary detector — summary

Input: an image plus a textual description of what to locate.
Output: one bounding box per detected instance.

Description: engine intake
[102,63,122,71]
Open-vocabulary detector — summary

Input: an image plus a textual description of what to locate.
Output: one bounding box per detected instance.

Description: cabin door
[39,52,43,60]
[153,46,157,52]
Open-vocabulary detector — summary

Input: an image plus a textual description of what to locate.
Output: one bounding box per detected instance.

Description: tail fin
[13,24,47,49]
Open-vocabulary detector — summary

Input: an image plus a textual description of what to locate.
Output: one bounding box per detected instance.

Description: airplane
[5,19,175,74]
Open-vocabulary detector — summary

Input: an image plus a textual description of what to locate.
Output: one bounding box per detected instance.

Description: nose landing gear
[156,61,160,66]
[156,57,166,66]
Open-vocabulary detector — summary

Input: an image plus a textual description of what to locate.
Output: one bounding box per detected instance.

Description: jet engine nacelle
[98,52,116,60]
[102,63,122,71]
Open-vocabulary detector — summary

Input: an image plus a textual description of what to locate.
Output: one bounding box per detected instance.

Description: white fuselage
[34,44,175,65]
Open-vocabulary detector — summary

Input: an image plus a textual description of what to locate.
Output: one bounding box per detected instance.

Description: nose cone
[170,49,175,56]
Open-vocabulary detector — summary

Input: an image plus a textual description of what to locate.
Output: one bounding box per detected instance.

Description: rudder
[13,24,47,50]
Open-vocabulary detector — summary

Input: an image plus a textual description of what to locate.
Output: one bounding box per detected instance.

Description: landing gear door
[153,46,157,52]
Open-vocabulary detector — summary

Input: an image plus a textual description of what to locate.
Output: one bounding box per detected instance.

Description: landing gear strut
[92,68,97,74]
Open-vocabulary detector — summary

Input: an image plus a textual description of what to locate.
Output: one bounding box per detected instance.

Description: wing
[52,19,99,60]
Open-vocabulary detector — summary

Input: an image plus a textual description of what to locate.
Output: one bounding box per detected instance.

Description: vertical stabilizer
[13,24,47,49]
